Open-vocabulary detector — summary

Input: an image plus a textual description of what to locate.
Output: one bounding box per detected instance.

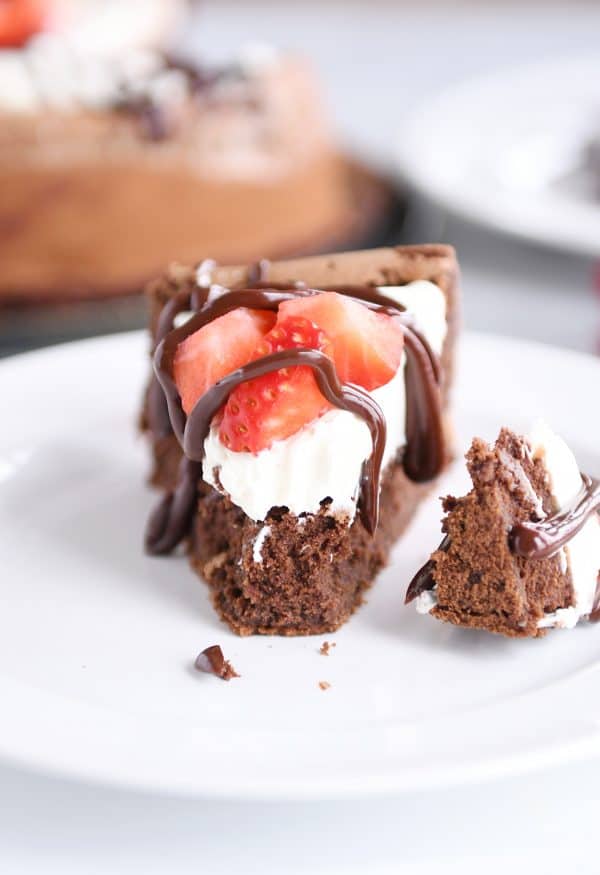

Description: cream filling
[203,281,447,523]
[252,525,272,564]
[528,421,600,629]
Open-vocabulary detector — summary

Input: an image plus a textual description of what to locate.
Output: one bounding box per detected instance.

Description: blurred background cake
[1,0,598,358]
[0,43,385,303]
[0,0,396,312]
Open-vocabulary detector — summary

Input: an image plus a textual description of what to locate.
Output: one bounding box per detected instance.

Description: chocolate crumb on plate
[194,645,240,680]
[318,681,331,691]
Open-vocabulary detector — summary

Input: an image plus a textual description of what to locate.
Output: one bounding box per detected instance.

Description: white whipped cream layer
[252,525,272,563]
[528,421,600,629]
[203,281,447,522]
[415,589,438,615]
[0,36,278,115]
[0,39,187,114]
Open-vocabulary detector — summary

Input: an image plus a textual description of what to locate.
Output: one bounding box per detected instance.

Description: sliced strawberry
[278,292,404,391]
[173,308,275,415]
[0,0,47,48]
[219,316,332,453]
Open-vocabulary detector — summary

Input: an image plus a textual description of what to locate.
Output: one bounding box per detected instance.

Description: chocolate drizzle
[405,535,450,604]
[510,474,600,560]
[144,457,202,555]
[114,55,250,141]
[145,270,446,555]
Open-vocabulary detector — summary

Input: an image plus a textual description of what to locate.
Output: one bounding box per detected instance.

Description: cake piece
[143,245,460,636]
[0,28,379,303]
[407,423,600,637]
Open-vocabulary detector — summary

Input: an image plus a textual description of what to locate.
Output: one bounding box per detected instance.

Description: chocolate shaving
[114,55,247,142]
[194,645,239,680]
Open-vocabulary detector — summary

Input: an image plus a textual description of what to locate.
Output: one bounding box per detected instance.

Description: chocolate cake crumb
[318,681,331,690]
[194,645,240,680]
[319,641,336,655]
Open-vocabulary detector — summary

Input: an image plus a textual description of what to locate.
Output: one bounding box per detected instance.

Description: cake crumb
[194,645,240,681]
[319,641,336,655]
[318,681,331,691]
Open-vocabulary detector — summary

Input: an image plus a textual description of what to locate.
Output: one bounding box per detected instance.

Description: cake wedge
[406,423,600,637]
[143,245,460,635]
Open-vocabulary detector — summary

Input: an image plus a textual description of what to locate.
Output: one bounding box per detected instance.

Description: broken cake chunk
[407,423,600,637]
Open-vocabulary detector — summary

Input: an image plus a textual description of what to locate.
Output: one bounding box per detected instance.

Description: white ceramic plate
[396,58,600,257]
[1,331,600,800]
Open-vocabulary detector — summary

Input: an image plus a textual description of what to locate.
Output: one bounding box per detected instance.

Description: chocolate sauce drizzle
[145,265,446,555]
[404,535,450,604]
[510,474,600,560]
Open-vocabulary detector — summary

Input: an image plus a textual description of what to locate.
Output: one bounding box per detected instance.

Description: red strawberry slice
[278,292,404,391]
[0,0,47,48]
[219,316,332,453]
[173,308,276,415]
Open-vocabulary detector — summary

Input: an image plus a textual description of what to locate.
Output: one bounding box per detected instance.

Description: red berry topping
[219,316,332,453]
[0,0,47,48]
[173,308,276,415]
[278,292,404,391]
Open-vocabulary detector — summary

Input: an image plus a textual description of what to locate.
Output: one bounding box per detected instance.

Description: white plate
[396,58,600,257]
[1,331,600,800]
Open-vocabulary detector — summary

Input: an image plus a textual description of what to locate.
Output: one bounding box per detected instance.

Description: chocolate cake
[142,244,460,636]
[0,29,383,303]
[407,423,600,637]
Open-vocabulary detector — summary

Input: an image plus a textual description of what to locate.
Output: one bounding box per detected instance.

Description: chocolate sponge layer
[190,460,432,635]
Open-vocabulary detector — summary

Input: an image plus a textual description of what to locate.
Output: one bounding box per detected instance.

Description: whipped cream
[0,36,276,116]
[51,0,186,58]
[415,589,437,615]
[528,421,600,629]
[203,281,447,523]
[0,39,187,114]
[252,525,271,563]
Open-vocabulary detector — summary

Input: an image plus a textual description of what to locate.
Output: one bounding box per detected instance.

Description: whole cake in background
[141,244,460,636]
[0,1,387,304]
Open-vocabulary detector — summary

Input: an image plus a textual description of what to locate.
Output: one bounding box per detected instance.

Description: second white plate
[396,57,600,257]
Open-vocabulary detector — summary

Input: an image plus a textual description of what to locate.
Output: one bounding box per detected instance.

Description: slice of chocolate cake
[407,423,600,637]
[143,244,460,636]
